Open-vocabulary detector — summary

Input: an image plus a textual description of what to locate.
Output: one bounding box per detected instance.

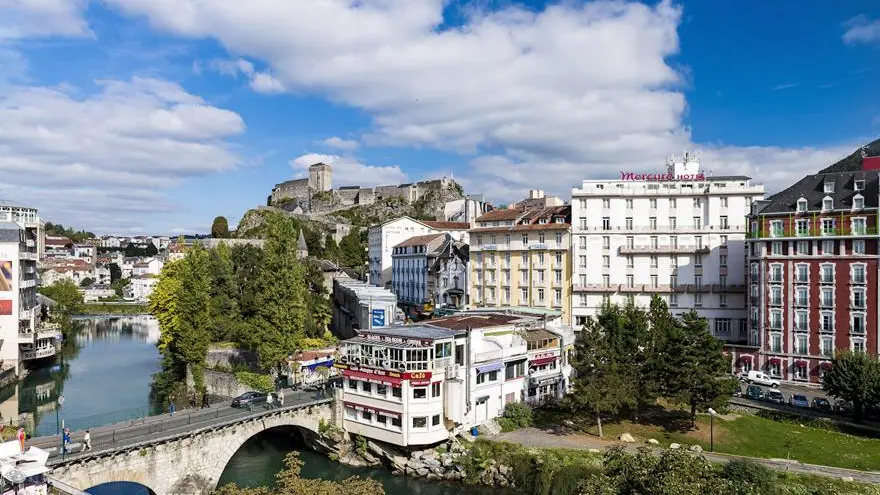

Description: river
[3,316,499,495]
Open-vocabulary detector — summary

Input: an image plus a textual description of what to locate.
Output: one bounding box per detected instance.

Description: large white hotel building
[570,153,766,343]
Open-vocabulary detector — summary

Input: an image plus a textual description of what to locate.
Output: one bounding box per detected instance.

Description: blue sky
[0,0,878,235]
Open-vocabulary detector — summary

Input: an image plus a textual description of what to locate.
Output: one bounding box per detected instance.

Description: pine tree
[208,243,241,342]
[211,216,230,238]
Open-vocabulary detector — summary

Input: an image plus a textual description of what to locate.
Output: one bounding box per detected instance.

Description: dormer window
[796,198,808,213]
[853,194,865,211]
[822,196,833,212]
[554,218,564,223]
[539,218,548,224]
[855,180,865,192]
[824,181,835,194]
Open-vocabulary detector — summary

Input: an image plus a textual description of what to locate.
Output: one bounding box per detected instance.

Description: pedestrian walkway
[494,427,880,484]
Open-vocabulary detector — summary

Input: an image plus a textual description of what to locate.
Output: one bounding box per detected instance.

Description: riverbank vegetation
[148,215,334,404]
[78,302,148,315]
[215,451,383,495]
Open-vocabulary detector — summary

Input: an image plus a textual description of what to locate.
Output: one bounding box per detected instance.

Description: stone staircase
[479,419,502,436]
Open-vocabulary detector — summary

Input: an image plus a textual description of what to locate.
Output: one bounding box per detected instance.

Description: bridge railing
[33,389,330,464]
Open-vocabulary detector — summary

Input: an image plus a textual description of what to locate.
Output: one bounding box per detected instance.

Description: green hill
[819,137,880,173]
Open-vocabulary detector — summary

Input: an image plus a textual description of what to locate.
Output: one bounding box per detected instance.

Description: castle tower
[297,229,309,259]
[308,162,332,192]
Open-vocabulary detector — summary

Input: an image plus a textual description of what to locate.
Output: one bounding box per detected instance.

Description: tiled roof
[756,170,879,215]
[421,221,470,230]
[426,313,523,330]
[474,208,525,222]
[469,223,571,233]
[393,233,446,249]
[358,325,463,340]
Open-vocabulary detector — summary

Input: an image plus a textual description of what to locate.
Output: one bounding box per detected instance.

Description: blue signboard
[371,308,386,327]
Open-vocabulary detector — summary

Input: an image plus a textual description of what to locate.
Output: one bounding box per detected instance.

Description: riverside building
[334,310,574,446]
[570,152,765,344]
[741,157,880,383]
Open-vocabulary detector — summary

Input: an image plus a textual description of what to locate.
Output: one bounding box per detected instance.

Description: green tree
[251,216,310,371]
[109,263,122,283]
[145,242,159,256]
[78,277,95,288]
[661,310,737,428]
[207,243,241,342]
[231,244,264,319]
[212,216,230,238]
[214,451,384,495]
[822,351,880,423]
[566,304,633,437]
[39,280,84,316]
[111,278,130,297]
[323,234,339,262]
[124,243,142,257]
[148,260,185,401]
[173,245,213,391]
[338,229,365,268]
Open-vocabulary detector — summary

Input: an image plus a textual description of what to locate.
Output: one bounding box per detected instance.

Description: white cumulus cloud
[290,153,407,187]
[322,136,360,151]
[0,0,91,40]
[0,77,246,232]
[843,15,880,45]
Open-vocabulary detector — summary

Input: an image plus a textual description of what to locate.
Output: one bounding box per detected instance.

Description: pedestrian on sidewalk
[169,400,176,417]
[62,428,71,455]
[278,390,285,407]
[201,390,209,409]
[266,393,274,409]
[189,391,197,409]
[83,430,91,451]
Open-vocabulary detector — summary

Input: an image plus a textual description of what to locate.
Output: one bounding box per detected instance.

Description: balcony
[19,252,38,262]
[711,284,746,293]
[573,284,614,292]
[19,279,36,289]
[687,284,712,293]
[618,245,710,255]
[747,226,879,239]
[618,284,644,293]
[19,307,37,320]
[21,346,57,360]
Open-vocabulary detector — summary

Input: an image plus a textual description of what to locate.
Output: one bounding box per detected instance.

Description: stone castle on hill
[268,162,460,212]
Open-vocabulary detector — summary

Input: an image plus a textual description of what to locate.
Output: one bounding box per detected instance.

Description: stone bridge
[47,399,335,495]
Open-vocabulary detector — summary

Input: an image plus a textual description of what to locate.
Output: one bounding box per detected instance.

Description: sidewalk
[494,427,880,484]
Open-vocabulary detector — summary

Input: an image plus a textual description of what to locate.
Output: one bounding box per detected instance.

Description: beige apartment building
[467,204,572,323]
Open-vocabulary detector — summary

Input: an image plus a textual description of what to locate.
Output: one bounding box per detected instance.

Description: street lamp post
[708,407,717,452]
[57,395,65,459]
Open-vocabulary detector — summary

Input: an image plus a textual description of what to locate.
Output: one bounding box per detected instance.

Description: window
[432,415,441,427]
[650,255,658,268]
[851,217,866,235]
[412,387,427,399]
[795,264,808,283]
[770,333,782,353]
[537,288,545,302]
[720,197,728,207]
[694,198,702,208]
[822,197,833,212]
[770,286,782,306]
[602,236,610,249]
[392,386,402,398]
[797,241,809,255]
[770,220,783,237]
[720,216,729,229]
[693,216,702,229]
[626,275,634,288]
[822,240,835,255]
[602,275,610,287]
[522,234,529,245]
[854,339,867,353]
[670,198,677,208]
[669,217,677,229]
[770,264,783,282]
[694,293,703,307]
[795,287,808,306]
[821,287,834,307]
[362,410,372,421]
[714,319,731,337]
[771,242,782,255]
[855,180,865,191]
[652,236,660,248]
[412,417,427,428]
[795,335,808,355]
[670,275,678,287]
[625,198,633,209]
[539,233,545,243]
[649,217,657,229]
[824,181,835,193]
[853,239,866,254]
[348,379,358,390]
[853,195,865,210]
[851,263,866,284]
[852,313,866,334]
[719,294,727,307]
[626,236,634,249]
[651,275,658,288]
[649,198,657,208]
[720,274,727,287]
[669,293,678,306]
[853,288,866,309]
[431,382,441,397]
[795,311,808,331]
[796,198,808,213]
[603,255,610,268]
[770,310,782,329]
[602,198,610,208]
[602,217,610,230]
[578,255,587,268]
[555,232,562,245]
[821,337,834,357]
[695,275,703,287]
[554,289,562,304]
[520,288,528,301]
[821,312,834,333]
[626,256,634,268]
[362,381,372,393]
[795,219,809,236]
[377,384,387,396]
[720,235,728,246]
[695,235,703,249]
[625,217,633,229]
[820,264,834,283]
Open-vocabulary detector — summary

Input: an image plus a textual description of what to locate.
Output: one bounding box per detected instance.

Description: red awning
[794,360,808,367]
[345,370,402,386]
[739,355,753,362]
[530,356,557,367]
[768,357,780,364]
[343,402,401,419]
[821,362,833,369]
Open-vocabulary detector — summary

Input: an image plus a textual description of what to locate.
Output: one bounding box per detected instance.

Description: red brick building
[740,163,880,384]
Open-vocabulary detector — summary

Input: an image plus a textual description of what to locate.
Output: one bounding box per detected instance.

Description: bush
[234,371,275,393]
[497,402,534,432]
[720,459,775,491]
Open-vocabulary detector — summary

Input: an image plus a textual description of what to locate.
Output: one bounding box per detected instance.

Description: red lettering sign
[620,171,705,182]
[335,362,432,381]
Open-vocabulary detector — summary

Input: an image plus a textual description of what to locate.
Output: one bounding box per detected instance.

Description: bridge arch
[50,402,334,495]
[86,481,156,495]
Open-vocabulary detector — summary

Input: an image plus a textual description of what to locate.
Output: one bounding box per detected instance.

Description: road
[27,389,331,466]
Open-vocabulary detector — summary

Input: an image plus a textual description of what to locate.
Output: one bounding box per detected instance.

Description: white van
[744,370,780,388]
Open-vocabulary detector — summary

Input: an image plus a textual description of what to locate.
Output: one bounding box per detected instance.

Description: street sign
[371,308,385,327]
[58,395,65,406]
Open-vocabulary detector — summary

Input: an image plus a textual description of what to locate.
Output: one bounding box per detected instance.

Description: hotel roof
[358,325,463,340]
[426,313,524,330]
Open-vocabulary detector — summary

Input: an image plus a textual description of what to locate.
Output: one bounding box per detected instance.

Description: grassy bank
[470,439,880,495]
[78,302,149,315]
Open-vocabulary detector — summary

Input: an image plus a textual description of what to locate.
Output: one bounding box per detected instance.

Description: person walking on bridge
[83,430,91,451]
[278,389,285,407]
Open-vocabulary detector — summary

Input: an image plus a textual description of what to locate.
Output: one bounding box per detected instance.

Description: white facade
[443,196,492,226]
[82,286,115,302]
[125,276,157,302]
[72,244,97,263]
[132,257,163,276]
[336,311,569,447]
[570,153,766,338]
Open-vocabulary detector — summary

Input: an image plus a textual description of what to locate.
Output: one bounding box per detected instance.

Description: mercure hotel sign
[620,171,706,181]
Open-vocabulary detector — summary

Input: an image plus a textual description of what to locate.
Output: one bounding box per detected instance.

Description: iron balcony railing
[748,226,878,239]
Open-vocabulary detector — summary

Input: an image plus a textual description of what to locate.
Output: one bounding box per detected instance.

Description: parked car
[811,397,832,412]
[834,399,853,415]
[231,391,268,408]
[790,394,810,408]
[746,385,764,401]
[765,389,786,405]
[743,370,780,388]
